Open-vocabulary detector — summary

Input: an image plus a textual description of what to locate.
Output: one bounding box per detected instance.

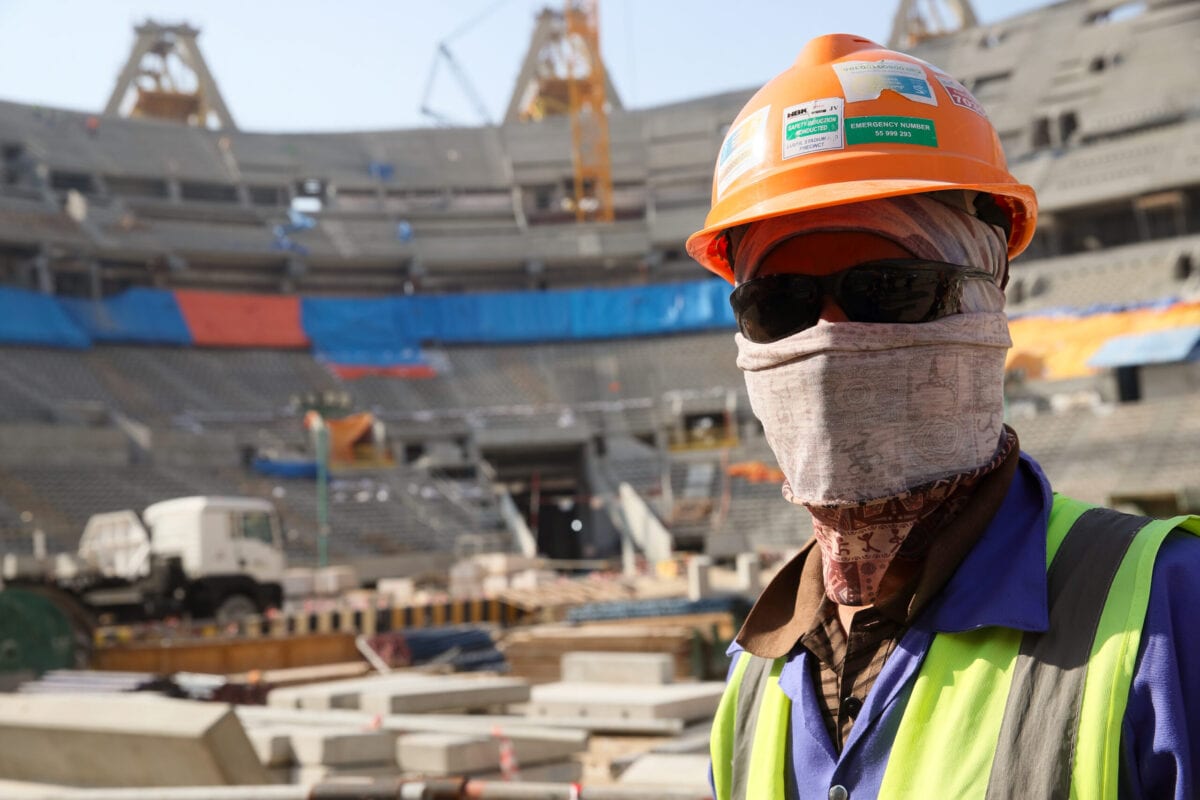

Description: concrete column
[687,555,713,601]
[736,552,761,595]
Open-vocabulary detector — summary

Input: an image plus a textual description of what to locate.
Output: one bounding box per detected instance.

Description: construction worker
[686,34,1200,799]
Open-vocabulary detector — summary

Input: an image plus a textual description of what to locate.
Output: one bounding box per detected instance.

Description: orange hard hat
[686,34,1038,284]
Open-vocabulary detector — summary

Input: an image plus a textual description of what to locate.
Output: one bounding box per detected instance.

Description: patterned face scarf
[734,193,1013,606]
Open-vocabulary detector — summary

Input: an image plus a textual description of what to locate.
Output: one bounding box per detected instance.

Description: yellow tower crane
[564,0,615,223]
[505,2,620,224]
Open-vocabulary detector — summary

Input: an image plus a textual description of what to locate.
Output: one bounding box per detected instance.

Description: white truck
[4,496,286,623]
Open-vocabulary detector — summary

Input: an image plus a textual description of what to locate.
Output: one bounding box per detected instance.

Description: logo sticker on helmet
[716,106,770,199]
[782,98,845,160]
[845,116,938,147]
[832,60,938,107]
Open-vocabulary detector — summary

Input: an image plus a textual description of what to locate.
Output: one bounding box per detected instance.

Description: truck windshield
[240,511,276,546]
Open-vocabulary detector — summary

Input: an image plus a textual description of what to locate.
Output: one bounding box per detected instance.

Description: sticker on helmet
[716,106,770,199]
[845,116,938,147]
[934,74,988,117]
[832,60,938,107]
[781,98,844,160]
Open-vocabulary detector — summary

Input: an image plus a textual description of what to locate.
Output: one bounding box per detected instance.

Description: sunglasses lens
[730,262,975,342]
[838,267,945,323]
[731,276,821,343]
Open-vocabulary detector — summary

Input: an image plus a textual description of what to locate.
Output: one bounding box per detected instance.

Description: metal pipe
[17,788,307,800]
[8,782,714,800]
[462,783,713,800]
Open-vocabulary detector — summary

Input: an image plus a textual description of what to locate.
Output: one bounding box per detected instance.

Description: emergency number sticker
[782,98,844,160]
[832,60,938,107]
[716,106,770,199]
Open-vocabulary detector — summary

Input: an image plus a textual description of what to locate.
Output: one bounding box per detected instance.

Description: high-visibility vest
[710,496,1200,800]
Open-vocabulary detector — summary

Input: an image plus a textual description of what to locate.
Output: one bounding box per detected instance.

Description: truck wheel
[213,594,258,622]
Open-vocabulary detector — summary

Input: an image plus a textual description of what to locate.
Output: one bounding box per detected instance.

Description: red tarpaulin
[175,290,308,348]
[328,364,438,380]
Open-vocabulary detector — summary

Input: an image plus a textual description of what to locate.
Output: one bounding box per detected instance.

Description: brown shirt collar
[736,432,1022,659]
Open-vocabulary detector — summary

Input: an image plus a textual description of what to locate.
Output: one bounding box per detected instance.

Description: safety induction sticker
[832,60,938,107]
[716,106,770,199]
[781,98,844,160]
[845,116,938,148]
[935,74,988,117]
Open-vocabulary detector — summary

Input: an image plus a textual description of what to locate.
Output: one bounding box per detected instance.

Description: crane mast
[564,0,615,223]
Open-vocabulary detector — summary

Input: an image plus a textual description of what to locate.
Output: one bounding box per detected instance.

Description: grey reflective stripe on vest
[732,654,772,800]
[983,507,1150,800]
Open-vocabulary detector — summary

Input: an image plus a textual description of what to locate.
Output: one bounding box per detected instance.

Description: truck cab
[142,496,285,587]
[74,496,286,622]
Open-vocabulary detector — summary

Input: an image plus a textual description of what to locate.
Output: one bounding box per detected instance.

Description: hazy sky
[0,1,1047,132]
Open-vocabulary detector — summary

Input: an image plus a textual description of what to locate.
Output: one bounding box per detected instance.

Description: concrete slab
[246,726,295,767]
[396,732,501,776]
[245,722,397,768]
[266,766,292,784]
[619,753,713,789]
[0,694,269,786]
[291,763,400,784]
[0,779,69,800]
[561,651,675,685]
[478,759,583,782]
[390,725,582,775]
[359,675,530,715]
[289,726,396,767]
[527,681,726,723]
[267,673,530,714]
[240,704,676,737]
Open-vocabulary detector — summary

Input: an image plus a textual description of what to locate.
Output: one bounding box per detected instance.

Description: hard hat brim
[686,178,1037,284]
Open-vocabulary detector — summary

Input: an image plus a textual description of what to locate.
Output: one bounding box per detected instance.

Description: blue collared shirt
[723,453,1200,799]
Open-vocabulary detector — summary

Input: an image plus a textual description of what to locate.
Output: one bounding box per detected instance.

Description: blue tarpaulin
[302,280,735,364]
[434,291,573,343]
[0,287,90,348]
[1087,326,1200,368]
[251,457,318,479]
[10,279,737,357]
[60,288,192,345]
[301,297,430,366]
[565,280,733,339]
[316,346,429,368]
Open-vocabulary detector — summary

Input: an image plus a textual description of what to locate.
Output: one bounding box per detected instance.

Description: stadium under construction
[0,0,1198,794]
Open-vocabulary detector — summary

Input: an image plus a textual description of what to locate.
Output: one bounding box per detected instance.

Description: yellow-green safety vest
[710,495,1200,800]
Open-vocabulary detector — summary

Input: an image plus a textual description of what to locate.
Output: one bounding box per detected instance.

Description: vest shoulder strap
[983,505,1150,799]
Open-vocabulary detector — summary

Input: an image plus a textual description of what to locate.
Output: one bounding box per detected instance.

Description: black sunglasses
[729,259,994,344]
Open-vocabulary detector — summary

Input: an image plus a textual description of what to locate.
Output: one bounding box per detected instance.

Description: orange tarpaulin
[175,290,308,348]
[305,411,393,467]
[308,411,369,464]
[1007,300,1200,380]
[728,461,785,483]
